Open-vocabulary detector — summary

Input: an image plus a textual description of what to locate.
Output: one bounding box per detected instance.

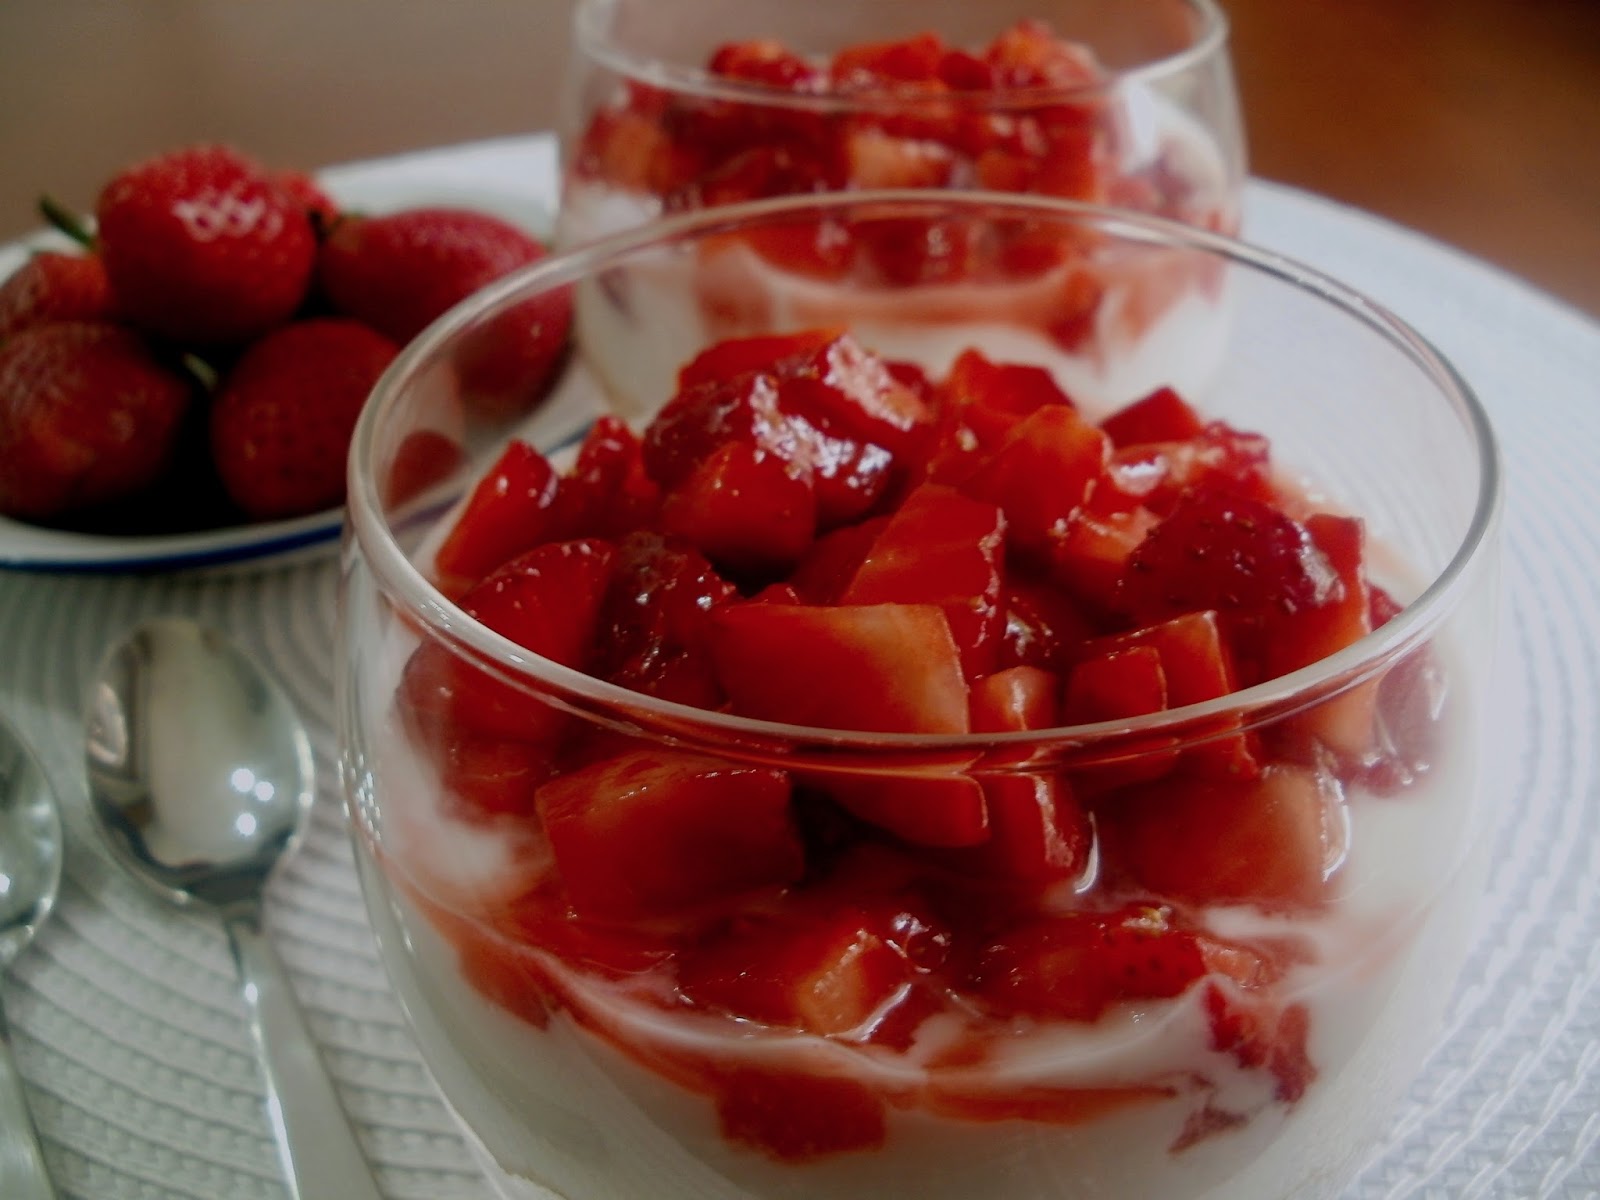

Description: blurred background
[1,0,1596,317]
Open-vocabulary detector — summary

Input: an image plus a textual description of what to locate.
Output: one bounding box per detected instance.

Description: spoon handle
[225,909,386,1200]
[0,999,59,1200]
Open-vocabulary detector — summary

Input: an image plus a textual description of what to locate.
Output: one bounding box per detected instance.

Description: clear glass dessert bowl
[337,191,1501,1200]
[557,0,1245,247]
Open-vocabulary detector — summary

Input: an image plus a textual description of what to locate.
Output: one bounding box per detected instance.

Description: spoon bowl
[84,617,314,912]
[0,714,64,1199]
[83,616,382,1200]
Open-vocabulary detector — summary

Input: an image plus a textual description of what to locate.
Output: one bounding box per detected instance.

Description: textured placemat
[0,137,1595,1199]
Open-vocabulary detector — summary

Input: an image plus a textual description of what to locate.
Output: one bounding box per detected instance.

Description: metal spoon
[82,617,383,1200]
[0,715,64,1200]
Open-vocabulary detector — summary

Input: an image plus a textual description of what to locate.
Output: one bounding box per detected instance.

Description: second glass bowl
[558,0,1245,246]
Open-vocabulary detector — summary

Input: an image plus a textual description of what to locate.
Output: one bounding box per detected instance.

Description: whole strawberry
[318,207,570,417]
[95,145,316,345]
[0,320,192,520]
[210,317,399,520]
[0,250,117,342]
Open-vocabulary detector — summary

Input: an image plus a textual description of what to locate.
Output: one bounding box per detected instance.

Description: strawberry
[0,321,192,520]
[209,317,398,519]
[95,144,317,344]
[972,904,1216,1021]
[536,749,803,919]
[317,207,570,417]
[1119,485,1342,672]
[0,251,117,341]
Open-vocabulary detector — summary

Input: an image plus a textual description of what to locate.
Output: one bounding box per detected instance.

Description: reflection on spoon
[83,617,383,1200]
[0,715,63,1200]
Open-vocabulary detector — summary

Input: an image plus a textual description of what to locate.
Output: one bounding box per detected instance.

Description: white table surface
[1,134,1596,1199]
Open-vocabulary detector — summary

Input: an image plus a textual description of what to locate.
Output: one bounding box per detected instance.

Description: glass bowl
[556,0,1245,248]
[338,191,1501,1200]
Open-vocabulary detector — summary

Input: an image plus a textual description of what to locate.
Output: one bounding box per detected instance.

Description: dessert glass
[557,0,1245,244]
[338,191,1501,1200]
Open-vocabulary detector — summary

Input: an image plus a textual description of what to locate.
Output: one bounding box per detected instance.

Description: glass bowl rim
[346,188,1503,757]
[570,0,1232,113]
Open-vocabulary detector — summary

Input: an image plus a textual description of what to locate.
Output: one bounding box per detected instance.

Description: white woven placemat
[0,136,1595,1198]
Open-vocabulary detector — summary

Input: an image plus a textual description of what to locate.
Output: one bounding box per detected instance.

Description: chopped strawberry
[1096,763,1347,911]
[938,346,1076,448]
[777,331,932,457]
[595,530,738,705]
[431,439,560,590]
[398,539,617,746]
[998,573,1101,672]
[960,404,1110,557]
[984,19,1104,89]
[972,904,1212,1021]
[1079,611,1260,780]
[841,483,1007,679]
[1262,513,1377,758]
[970,665,1060,733]
[843,129,959,189]
[831,32,947,88]
[677,328,842,391]
[1049,505,1162,614]
[1120,485,1341,675]
[536,749,803,919]
[435,734,553,822]
[708,602,970,734]
[677,898,925,1034]
[1063,644,1168,724]
[788,515,889,603]
[552,415,662,540]
[1099,385,1206,447]
[660,438,818,575]
[709,39,826,90]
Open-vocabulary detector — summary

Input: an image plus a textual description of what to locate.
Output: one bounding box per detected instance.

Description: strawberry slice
[536,749,803,919]
[708,602,970,734]
[841,484,1007,680]
[1096,763,1347,911]
[972,904,1214,1022]
[432,439,559,592]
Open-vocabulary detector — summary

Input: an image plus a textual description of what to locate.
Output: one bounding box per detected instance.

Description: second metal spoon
[83,617,382,1200]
